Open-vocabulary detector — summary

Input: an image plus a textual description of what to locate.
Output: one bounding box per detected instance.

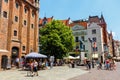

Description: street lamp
[88,38,93,60]
[88,38,97,68]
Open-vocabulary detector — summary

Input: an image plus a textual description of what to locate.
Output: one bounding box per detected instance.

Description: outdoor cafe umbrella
[25,52,47,58]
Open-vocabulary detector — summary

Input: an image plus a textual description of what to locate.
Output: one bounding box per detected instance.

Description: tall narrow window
[24,8,27,13]
[4,0,8,3]
[14,30,17,36]
[3,11,7,18]
[16,2,19,9]
[15,16,18,22]
[30,49,33,52]
[31,24,34,28]
[24,20,27,26]
[22,46,25,51]
[85,53,87,57]
[92,29,96,34]
[32,12,34,17]
[75,37,79,42]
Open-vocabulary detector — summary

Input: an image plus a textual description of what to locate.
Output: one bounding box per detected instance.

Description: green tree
[39,20,75,59]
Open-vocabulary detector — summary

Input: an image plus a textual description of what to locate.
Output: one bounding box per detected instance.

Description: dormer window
[42,20,47,25]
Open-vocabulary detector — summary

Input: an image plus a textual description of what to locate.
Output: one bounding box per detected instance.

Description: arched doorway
[1,55,8,70]
[11,47,19,66]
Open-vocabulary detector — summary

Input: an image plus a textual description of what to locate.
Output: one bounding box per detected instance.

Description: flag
[88,38,92,43]
[93,42,96,48]
[93,41,97,51]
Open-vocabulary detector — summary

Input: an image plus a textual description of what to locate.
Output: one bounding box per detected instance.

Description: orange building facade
[0,0,39,70]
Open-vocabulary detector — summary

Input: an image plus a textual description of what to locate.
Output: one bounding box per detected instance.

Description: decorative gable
[72,25,85,31]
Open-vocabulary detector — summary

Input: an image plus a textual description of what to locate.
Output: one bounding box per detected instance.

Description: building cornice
[21,0,39,10]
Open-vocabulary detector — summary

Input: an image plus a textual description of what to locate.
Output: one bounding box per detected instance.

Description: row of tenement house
[0,0,120,70]
[39,15,120,63]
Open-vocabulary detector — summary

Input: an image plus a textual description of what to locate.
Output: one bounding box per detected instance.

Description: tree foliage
[39,20,75,59]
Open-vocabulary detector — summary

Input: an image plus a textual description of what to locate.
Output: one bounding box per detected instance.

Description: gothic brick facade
[0,0,39,70]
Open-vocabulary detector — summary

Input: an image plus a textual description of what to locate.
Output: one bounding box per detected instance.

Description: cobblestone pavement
[0,66,88,80]
[69,62,120,80]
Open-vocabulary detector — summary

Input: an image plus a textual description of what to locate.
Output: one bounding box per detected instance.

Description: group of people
[26,59,55,77]
[27,60,39,76]
[83,58,116,71]
[104,59,116,70]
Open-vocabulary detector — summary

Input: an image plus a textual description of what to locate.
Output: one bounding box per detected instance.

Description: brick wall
[0,0,1,16]
[0,0,39,70]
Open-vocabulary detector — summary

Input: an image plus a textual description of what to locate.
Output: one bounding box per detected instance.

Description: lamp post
[88,38,93,60]
[88,38,96,68]
[79,40,83,65]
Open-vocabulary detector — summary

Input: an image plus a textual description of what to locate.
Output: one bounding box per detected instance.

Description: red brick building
[0,0,39,70]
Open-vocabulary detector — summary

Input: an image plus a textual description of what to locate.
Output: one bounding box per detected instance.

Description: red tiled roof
[69,21,87,29]
[59,18,70,26]
[39,16,53,25]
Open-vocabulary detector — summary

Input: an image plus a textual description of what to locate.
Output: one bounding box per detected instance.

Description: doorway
[1,55,8,70]
[11,47,19,66]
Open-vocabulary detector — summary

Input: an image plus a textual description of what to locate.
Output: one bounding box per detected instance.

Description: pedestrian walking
[15,57,19,68]
[86,59,91,72]
[27,60,34,77]
[106,59,110,70]
[50,56,54,69]
[113,60,116,70]
[33,60,38,76]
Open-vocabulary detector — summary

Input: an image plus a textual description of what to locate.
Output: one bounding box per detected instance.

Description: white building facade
[71,24,88,62]
[114,40,120,57]
[87,22,104,62]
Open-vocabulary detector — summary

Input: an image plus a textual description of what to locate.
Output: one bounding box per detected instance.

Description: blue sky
[40,0,120,40]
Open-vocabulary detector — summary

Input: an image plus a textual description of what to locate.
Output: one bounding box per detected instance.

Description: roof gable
[72,25,85,31]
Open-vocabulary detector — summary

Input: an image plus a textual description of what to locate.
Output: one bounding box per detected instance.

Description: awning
[25,52,47,58]
[68,56,76,59]
[75,56,80,59]
[117,57,120,60]
[92,54,98,58]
